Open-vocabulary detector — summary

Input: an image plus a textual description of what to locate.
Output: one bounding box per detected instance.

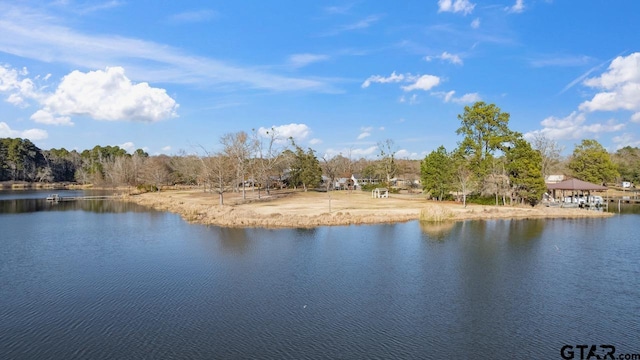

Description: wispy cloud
[288,53,330,68]
[321,15,382,36]
[67,0,124,15]
[361,71,405,88]
[399,94,419,105]
[0,4,335,93]
[529,54,592,68]
[168,9,217,24]
[323,4,356,15]
[432,90,480,104]
[559,52,626,94]
[323,145,378,159]
[357,126,373,140]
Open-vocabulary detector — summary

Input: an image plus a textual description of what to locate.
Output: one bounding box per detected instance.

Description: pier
[46,195,120,202]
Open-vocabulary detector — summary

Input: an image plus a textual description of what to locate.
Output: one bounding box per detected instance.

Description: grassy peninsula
[124,189,613,228]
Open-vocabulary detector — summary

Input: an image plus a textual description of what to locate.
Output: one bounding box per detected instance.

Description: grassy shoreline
[123,189,613,228]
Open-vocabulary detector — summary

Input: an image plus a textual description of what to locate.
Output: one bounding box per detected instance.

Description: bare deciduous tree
[222,131,255,200]
[141,155,172,191]
[377,139,398,184]
[531,133,563,178]
[252,128,287,198]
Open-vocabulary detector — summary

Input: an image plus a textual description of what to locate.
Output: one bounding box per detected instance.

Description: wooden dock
[607,197,640,205]
[46,195,120,202]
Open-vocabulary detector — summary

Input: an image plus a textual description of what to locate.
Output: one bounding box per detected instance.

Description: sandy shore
[123,189,613,228]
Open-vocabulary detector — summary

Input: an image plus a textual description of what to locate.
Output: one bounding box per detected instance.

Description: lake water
[1,190,639,359]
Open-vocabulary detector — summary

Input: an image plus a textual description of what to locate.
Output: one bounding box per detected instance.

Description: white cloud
[37,67,178,123]
[631,112,640,123]
[362,72,441,92]
[0,64,38,107]
[289,53,330,68]
[612,133,640,150]
[506,0,525,13]
[2,64,176,125]
[30,110,74,126]
[259,123,311,143]
[470,18,480,29]
[120,142,136,153]
[402,75,441,92]
[438,0,475,15]
[309,138,322,145]
[524,111,625,141]
[0,121,48,140]
[357,126,373,140]
[441,52,463,65]
[362,71,405,88]
[579,53,640,113]
[425,52,463,65]
[455,92,481,103]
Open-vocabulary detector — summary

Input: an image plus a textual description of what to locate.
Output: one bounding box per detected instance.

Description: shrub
[136,184,158,193]
[465,194,496,205]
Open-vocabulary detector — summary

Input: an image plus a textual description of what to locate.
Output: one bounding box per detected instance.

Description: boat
[46,194,60,202]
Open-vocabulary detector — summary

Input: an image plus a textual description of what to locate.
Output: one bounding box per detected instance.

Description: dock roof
[547,178,607,191]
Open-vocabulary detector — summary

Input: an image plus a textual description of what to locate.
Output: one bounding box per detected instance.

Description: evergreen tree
[456,101,518,179]
[506,138,546,206]
[289,145,322,191]
[420,146,452,201]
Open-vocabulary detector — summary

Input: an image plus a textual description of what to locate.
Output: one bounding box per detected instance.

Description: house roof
[547,178,607,191]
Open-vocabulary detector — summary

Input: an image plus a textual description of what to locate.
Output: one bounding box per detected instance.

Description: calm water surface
[1,191,639,359]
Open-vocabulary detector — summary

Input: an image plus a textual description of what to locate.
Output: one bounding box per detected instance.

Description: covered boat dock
[546,178,608,208]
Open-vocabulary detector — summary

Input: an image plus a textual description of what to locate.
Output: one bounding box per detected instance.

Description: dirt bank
[123,189,613,228]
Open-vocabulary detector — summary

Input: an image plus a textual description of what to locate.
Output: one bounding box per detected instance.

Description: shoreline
[123,189,614,228]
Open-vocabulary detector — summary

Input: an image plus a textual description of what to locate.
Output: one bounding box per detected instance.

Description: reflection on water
[419,220,455,240]
[608,202,640,214]
[0,198,147,214]
[1,194,639,359]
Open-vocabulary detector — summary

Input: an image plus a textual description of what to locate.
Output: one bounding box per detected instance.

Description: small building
[372,188,389,199]
[546,178,608,208]
[545,175,565,184]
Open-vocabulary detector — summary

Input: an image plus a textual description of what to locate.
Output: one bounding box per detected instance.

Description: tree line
[419,101,633,206]
[2,101,638,205]
[0,130,418,205]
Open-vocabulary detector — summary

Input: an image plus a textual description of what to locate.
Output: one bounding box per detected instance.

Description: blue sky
[1,0,639,159]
